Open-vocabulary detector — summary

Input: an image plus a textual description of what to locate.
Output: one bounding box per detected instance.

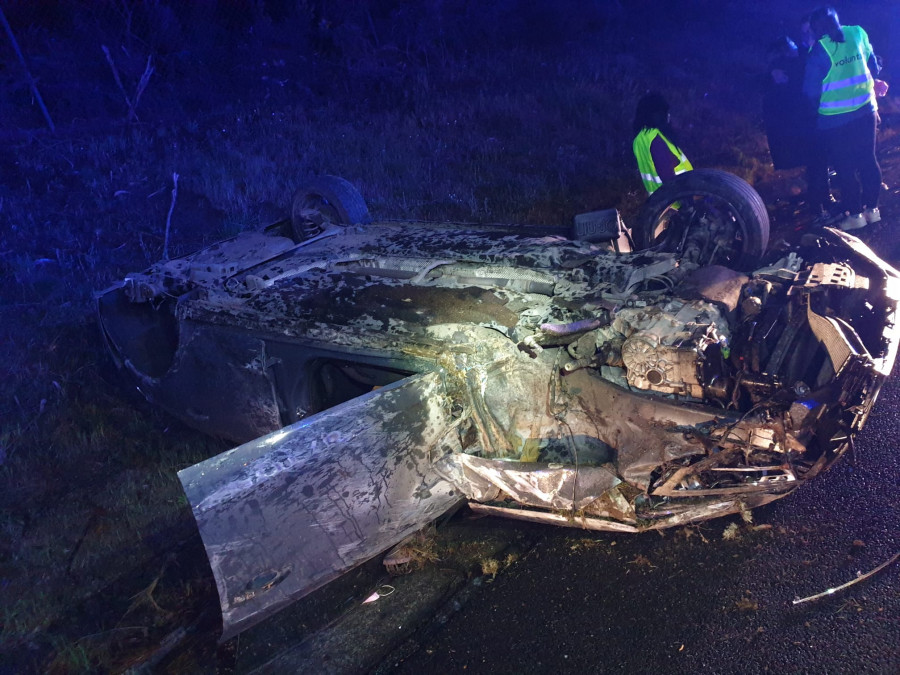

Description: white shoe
[863,207,881,224]
[839,213,867,231]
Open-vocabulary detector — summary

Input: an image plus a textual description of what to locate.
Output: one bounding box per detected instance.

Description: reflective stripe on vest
[633,128,693,194]
[818,25,875,116]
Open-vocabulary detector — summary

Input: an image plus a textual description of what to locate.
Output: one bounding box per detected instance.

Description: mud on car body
[97,171,900,638]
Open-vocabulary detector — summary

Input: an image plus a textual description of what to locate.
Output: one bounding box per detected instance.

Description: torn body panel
[178,371,463,640]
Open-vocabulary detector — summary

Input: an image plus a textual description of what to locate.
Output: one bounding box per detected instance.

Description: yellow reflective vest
[633,128,693,194]
[818,25,875,116]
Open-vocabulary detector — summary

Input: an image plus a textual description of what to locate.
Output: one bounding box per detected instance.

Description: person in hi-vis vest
[632,92,693,195]
[802,6,889,231]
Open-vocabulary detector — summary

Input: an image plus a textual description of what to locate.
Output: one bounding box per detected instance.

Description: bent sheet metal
[179,371,463,640]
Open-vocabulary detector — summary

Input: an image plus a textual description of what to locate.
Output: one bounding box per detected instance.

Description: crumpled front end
[435,230,900,531]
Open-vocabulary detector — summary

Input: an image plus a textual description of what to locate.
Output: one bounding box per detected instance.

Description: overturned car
[97,171,899,638]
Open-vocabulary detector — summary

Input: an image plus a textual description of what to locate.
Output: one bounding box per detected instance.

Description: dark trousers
[806,137,831,212]
[821,110,882,214]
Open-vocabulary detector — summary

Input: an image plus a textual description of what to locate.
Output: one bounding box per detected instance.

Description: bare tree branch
[163,173,179,261]
[0,5,55,132]
[102,44,154,122]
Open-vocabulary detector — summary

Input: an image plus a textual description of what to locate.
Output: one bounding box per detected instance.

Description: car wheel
[633,169,770,270]
[290,175,371,242]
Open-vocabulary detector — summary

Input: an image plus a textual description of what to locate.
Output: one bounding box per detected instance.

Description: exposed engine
[611,300,729,398]
[558,252,884,422]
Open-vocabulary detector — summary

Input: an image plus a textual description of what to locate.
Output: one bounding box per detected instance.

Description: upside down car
[97,170,900,638]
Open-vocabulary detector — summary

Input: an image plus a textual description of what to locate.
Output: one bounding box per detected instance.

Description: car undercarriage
[97,171,900,638]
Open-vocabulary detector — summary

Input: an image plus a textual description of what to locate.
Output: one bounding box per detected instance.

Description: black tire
[633,169,770,271]
[290,175,371,242]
